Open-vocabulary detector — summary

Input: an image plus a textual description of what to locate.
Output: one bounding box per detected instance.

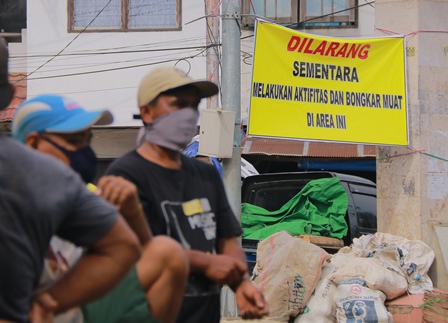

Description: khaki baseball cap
[137,66,219,107]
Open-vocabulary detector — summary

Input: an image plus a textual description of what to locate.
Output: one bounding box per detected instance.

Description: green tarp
[241,177,348,240]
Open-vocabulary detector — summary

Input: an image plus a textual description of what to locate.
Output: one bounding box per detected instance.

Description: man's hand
[203,254,247,286]
[96,176,142,219]
[235,280,269,320]
[29,292,58,323]
[96,176,152,244]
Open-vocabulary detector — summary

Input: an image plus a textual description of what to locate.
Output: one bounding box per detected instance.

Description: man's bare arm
[217,237,250,288]
[37,217,140,313]
[185,239,247,287]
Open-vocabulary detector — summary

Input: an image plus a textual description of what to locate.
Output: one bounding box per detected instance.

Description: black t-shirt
[106,150,243,323]
[0,136,118,323]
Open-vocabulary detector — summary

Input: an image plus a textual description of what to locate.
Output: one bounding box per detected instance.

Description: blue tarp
[297,159,375,172]
[183,140,223,176]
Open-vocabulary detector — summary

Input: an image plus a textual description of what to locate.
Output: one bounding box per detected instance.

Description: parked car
[241,171,377,273]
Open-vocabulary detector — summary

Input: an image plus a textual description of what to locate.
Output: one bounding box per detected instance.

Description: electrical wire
[19,49,203,74]
[16,47,208,96]
[11,44,208,59]
[10,45,206,71]
[26,85,137,96]
[174,58,192,74]
[26,47,208,81]
[364,0,375,8]
[10,42,213,81]
[8,37,209,67]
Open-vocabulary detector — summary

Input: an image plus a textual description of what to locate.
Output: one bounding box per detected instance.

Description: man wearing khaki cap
[106,66,269,322]
[0,38,141,323]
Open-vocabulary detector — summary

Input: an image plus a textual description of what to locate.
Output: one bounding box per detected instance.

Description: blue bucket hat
[12,94,113,142]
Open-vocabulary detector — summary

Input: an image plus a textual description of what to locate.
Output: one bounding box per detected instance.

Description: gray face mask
[145,108,199,151]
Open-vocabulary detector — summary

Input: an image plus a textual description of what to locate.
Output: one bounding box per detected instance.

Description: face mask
[41,136,97,183]
[145,108,199,151]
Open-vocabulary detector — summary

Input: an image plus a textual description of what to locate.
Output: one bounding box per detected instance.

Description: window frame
[67,0,182,33]
[299,0,357,28]
[241,0,357,29]
[242,0,298,27]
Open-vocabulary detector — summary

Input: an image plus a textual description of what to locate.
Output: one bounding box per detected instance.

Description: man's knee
[142,236,189,273]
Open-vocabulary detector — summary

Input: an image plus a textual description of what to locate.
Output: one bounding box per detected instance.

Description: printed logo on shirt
[187,211,216,240]
[161,198,217,250]
[182,198,208,215]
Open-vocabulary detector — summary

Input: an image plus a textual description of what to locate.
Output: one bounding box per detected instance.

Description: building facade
[2,1,376,169]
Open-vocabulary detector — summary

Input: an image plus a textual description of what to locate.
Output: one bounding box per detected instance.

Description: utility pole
[221,0,241,223]
[220,0,241,318]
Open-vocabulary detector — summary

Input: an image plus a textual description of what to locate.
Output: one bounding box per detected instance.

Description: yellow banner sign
[248,21,408,146]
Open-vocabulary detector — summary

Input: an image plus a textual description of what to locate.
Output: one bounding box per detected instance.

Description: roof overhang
[242,137,376,158]
[0,73,27,122]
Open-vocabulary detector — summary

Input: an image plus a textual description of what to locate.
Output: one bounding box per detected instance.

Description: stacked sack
[296,232,435,322]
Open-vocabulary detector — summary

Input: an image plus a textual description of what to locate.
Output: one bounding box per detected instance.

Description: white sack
[329,257,408,300]
[333,278,393,323]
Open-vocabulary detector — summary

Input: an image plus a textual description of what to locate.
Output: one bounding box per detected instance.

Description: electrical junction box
[198,108,235,158]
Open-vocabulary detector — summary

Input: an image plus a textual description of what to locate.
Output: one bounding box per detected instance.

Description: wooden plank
[294,234,344,249]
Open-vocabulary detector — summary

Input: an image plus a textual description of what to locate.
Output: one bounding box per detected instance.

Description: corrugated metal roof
[0,73,26,122]
[242,137,376,158]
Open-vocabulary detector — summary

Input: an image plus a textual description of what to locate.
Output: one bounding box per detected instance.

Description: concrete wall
[27,0,209,126]
[91,127,139,159]
[376,0,448,290]
[7,29,27,73]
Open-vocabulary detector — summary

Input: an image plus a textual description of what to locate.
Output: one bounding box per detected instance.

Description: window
[348,183,377,235]
[300,0,357,27]
[0,0,26,42]
[68,0,181,32]
[352,192,377,232]
[242,0,298,25]
[242,0,357,28]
